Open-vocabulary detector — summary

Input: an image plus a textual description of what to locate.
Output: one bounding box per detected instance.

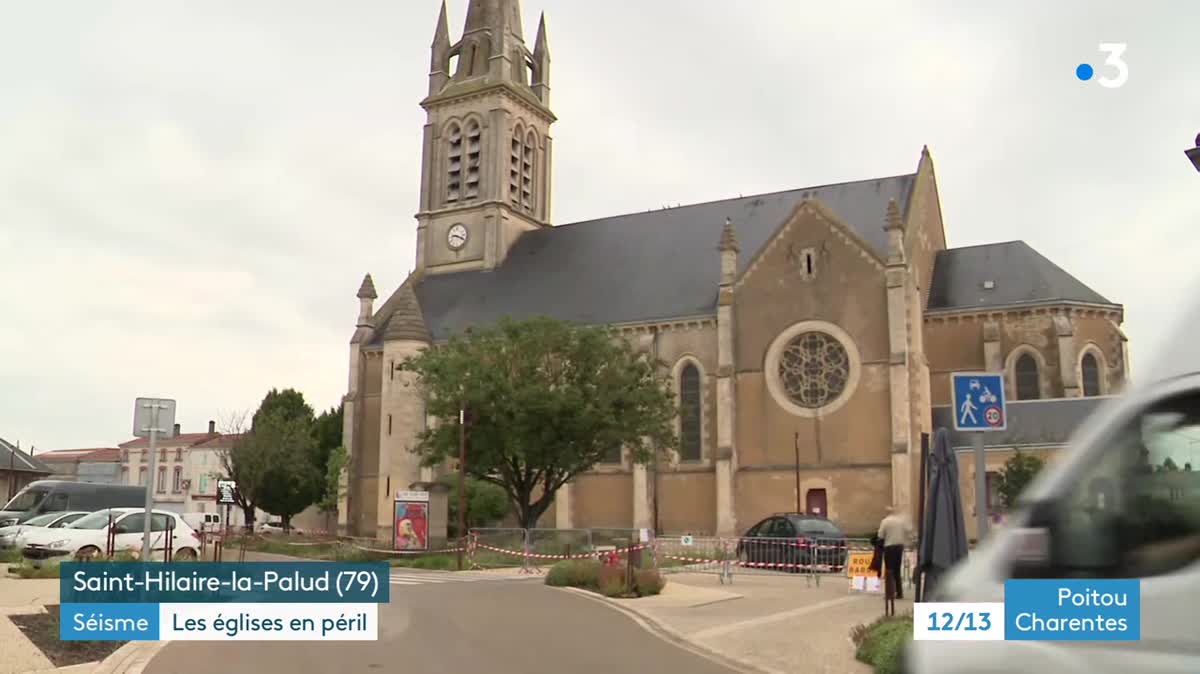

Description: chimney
[208,420,216,436]
[173,423,181,437]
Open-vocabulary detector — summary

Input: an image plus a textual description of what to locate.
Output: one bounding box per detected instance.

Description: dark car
[736,513,849,571]
[0,481,147,527]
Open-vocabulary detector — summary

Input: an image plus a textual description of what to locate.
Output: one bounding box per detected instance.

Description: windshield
[23,513,61,526]
[51,513,87,528]
[795,518,841,536]
[2,488,48,512]
[69,509,119,530]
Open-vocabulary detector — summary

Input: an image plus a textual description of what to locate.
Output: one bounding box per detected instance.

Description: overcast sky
[2,1,1197,451]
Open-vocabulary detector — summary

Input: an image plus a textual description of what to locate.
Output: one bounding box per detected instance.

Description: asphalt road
[144,573,739,674]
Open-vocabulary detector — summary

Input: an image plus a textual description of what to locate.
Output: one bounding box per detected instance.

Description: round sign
[681,535,694,547]
[984,405,1003,427]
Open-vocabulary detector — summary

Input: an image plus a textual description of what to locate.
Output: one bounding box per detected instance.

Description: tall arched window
[1015,353,1040,400]
[446,123,463,203]
[522,131,535,211]
[510,127,523,207]
[679,363,702,462]
[464,120,481,200]
[1082,353,1102,397]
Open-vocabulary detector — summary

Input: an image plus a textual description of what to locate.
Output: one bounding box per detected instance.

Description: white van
[181,512,221,533]
[907,305,1200,672]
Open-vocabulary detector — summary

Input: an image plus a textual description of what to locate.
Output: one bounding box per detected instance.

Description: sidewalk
[607,572,912,674]
[0,574,62,674]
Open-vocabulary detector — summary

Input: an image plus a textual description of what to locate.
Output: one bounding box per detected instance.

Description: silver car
[0,511,88,549]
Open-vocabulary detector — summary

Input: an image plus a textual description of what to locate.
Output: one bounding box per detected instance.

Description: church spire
[463,0,524,41]
[452,0,532,87]
[429,1,452,95]
[531,12,550,103]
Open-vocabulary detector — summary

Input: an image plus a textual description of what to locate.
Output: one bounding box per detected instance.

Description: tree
[1162,457,1180,472]
[438,474,510,537]
[993,450,1046,510]
[252,388,314,430]
[218,412,261,531]
[318,444,349,513]
[243,409,323,531]
[400,316,678,529]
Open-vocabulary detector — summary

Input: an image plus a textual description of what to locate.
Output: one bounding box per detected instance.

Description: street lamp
[1187,132,1200,174]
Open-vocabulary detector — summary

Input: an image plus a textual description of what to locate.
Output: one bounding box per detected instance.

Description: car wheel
[76,546,102,562]
[174,548,197,561]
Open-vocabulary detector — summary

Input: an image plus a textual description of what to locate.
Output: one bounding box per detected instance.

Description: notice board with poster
[394,491,430,551]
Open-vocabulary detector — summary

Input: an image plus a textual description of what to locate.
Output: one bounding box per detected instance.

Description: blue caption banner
[60,603,159,641]
[61,562,390,604]
[1004,579,1140,641]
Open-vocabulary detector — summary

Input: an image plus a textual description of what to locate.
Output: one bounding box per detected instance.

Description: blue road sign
[951,372,1007,431]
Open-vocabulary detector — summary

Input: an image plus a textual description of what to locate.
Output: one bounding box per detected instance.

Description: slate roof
[927,241,1116,311]
[402,174,917,341]
[0,438,52,474]
[931,396,1113,450]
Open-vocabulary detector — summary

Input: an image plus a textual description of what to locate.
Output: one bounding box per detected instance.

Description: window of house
[172,466,182,493]
[388,414,393,436]
[200,451,207,465]
[138,467,147,486]
[602,445,622,464]
[1040,390,1200,579]
[1082,353,1102,397]
[175,448,182,462]
[1015,353,1040,400]
[120,466,129,483]
[679,363,702,462]
[157,466,166,493]
[159,448,167,462]
[199,474,209,494]
[464,120,481,200]
[120,450,128,464]
[446,124,463,203]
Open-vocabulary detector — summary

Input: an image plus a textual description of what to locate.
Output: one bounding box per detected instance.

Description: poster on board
[394,491,430,551]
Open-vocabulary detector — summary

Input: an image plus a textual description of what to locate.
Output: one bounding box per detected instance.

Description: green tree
[993,449,1046,510]
[218,413,261,531]
[1162,457,1179,472]
[438,474,510,537]
[311,403,344,501]
[318,445,349,513]
[245,409,323,531]
[252,388,314,430]
[400,316,677,529]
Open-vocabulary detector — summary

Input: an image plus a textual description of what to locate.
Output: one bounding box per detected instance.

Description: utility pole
[794,432,802,513]
[456,406,467,571]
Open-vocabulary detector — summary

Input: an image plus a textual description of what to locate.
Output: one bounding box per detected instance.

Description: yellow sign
[846,551,878,578]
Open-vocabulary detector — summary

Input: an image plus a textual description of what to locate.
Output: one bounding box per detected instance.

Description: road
[144,571,740,674]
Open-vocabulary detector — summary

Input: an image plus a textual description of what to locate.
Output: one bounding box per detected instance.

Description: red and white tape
[475,543,651,560]
[662,553,844,572]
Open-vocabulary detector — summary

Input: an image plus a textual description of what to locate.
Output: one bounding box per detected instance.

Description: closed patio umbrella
[919,427,969,598]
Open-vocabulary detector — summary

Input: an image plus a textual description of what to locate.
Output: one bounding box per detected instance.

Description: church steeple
[416,1,556,276]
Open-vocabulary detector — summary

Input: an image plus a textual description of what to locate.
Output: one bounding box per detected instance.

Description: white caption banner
[913,602,1005,641]
[159,603,378,641]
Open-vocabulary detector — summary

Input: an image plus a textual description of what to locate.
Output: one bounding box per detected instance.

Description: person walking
[877,506,912,601]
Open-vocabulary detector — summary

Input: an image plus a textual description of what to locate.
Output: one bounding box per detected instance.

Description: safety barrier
[466,528,654,575]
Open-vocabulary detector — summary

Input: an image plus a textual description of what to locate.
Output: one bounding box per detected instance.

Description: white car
[0,511,88,549]
[259,520,302,535]
[21,508,201,563]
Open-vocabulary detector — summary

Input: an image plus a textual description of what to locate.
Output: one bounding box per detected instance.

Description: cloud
[1,0,1196,449]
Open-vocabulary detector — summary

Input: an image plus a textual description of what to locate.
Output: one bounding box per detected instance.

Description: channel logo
[1076,43,1128,88]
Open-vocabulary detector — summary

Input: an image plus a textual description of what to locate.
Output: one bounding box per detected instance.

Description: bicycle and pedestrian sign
[951,373,1007,432]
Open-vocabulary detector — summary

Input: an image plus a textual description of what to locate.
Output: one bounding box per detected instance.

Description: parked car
[21,508,200,563]
[0,511,88,549]
[0,481,146,527]
[736,513,849,571]
[259,519,302,535]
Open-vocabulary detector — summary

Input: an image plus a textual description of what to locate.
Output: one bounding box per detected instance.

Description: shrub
[634,568,666,596]
[545,559,600,589]
[853,613,913,674]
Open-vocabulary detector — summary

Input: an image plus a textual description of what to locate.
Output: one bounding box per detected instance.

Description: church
[338,0,1128,542]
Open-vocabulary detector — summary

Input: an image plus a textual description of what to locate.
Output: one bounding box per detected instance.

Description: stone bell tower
[415,0,556,276]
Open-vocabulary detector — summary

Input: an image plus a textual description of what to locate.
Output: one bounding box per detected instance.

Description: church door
[806,489,828,517]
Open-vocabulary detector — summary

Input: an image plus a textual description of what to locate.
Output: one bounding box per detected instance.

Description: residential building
[1,437,52,503]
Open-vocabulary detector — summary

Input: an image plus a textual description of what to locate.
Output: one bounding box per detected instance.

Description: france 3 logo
[1076,44,1128,88]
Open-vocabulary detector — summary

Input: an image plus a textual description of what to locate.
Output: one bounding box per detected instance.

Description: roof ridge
[551,172,919,230]
[941,240,1026,252]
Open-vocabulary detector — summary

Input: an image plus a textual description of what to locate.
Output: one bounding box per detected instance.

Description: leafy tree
[252,388,314,430]
[993,449,1046,510]
[311,403,344,492]
[218,413,261,531]
[244,409,323,531]
[438,474,510,537]
[1162,457,1179,472]
[318,445,349,513]
[400,316,677,529]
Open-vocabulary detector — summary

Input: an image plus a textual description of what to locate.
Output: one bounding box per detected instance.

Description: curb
[91,641,169,674]
[555,587,783,674]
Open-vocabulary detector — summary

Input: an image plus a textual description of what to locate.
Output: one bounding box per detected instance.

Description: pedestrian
[877,506,911,601]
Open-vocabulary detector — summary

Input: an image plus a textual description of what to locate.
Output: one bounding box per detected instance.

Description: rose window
[777,332,850,409]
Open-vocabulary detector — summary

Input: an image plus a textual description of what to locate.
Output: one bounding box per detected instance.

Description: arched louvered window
[1082,353,1102,397]
[1015,353,1040,400]
[464,120,481,200]
[679,363,702,462]
[446,123,462,203]
[522,131,535,211]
